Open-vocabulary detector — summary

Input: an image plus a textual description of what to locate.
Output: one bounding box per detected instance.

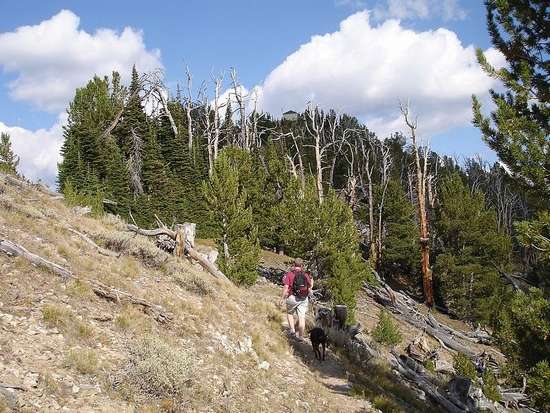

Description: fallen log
[363,274,498,359]
[126,223,231,283]
[66,228,120,258]
[0,239,73,279]
[389,351,468,413]
[87,279,172,323]
[0,237,172,323]
[127,224,176,239]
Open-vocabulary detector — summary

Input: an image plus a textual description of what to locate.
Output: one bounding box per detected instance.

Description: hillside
[0,173,378,412]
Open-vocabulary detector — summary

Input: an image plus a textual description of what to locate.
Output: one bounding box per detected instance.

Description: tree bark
[401,104,433,307]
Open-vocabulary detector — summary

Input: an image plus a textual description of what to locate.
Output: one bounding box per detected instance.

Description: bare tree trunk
[185,66,194,152]
[376,142,392,270]
[230,68,249,150]
[401,103,433,307]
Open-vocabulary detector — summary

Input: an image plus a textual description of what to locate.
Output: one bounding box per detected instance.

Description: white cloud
[255,11,500,138]
[373,0,467,21]
[0,9,162,112]
[0,114,66,187]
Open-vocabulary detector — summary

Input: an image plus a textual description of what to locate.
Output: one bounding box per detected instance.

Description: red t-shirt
[283,268,312,293]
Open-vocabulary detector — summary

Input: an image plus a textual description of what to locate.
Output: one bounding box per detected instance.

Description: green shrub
[453,353,477,381]
[372,310,402,347]
[527,360,550,411]
[481,370,501,402]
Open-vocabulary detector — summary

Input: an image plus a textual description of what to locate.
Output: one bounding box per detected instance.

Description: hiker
[280,258,313,341]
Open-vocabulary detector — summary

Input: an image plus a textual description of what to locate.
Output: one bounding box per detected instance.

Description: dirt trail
[284,333,371,413]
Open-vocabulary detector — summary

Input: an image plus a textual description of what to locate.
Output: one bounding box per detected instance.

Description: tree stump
[334,305,348,329]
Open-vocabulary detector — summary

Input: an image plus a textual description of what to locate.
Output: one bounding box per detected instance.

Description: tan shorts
[286,295,308,317]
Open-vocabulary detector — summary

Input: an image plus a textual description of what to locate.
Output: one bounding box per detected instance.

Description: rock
[258,361,270,370]
[238,336,253,354]
[0,387,17,410]
[435,359,455,374]
[23,372,40,388]
[72,384,80,394]
[72,206,92,216]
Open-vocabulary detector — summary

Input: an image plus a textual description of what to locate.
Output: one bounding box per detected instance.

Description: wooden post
[334,305,348,329]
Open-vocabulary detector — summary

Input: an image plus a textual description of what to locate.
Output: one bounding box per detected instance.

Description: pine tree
[0,132,19,175]
[277,178,371,319]
[473,0,549,197]
[433,173,511,322]
[379,179,419,287]
[202,148,260,285]
[58,76,115,192]
[115,66,148,160]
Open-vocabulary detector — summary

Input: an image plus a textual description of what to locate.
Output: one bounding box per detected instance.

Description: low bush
[453,353,477,381]
[372,310,402,347]
[120,336,194,402]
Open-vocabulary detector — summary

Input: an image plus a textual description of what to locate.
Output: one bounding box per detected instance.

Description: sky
[0,0,502,186]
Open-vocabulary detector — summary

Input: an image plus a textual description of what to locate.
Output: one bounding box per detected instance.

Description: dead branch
[66,228,120,258]
[126,223,231,283]
[0,237,173,323]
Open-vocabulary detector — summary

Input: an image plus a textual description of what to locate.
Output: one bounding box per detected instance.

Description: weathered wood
[126,223,231,283]
[127,224,176,239]
[0,383,26,391]
[363,276,488,359]
[0,239,73,279]
[66,228,120,258]
[0,237,172,323]
[88,279,172,323]
[186,247,230,283]
[389,351,467,413]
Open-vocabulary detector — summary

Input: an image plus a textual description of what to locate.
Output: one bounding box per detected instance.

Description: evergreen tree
[379,179,419,287]
[202,148,260,285]
[115,66,148,160]
[0,132,19,175]
[473,0,549,197]
[277,178,371,319]
[58,76,116,192]
[433,173,511,322]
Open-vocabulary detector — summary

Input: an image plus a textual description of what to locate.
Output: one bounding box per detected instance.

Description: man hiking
[280,258,313,341]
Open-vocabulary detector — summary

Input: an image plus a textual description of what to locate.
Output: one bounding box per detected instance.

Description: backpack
[292,271,309,299]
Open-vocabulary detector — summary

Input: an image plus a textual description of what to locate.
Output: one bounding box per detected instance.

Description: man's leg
[287,313,295,334]
[297,314,306,339]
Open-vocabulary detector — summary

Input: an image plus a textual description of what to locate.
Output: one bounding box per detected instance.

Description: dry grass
[115,306,153,336]
[174,273,214,296]
[66,348,99,375]
[42,304,72,328]
[118,336,194,404]
[66,279,93,299]
[42,373,61,396]
[98,231,169,268]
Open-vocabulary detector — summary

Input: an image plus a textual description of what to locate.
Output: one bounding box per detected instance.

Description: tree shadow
[281,326,352,396]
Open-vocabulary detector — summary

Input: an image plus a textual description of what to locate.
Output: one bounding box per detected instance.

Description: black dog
[310,327,327,361]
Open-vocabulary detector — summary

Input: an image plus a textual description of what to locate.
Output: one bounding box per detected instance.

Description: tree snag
[401,102,433,307]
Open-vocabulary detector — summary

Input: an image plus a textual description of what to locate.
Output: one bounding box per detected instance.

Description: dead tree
[376,142,392,269]
[230,68,249,150]
[357,135,376,257]
[127,128,144,197]
[204,73,226,176]
[401,102,433,307]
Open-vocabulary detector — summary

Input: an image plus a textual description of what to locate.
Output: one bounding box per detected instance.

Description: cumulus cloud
[372,0,467,21]
[0,114,66,187]
[255,11,499,138]
[0,9,162,112]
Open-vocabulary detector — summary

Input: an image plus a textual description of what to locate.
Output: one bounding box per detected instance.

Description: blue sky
[0,0,500,185]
